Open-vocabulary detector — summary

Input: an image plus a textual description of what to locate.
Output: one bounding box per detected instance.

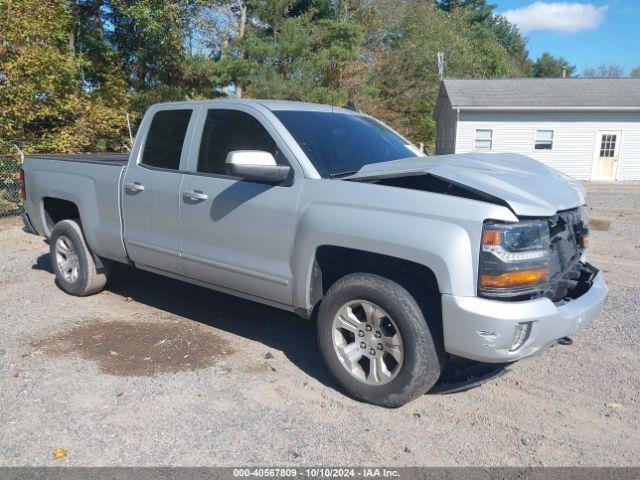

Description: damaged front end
[478,206,597,303]
[361,173,513,210]
[478,207,598,302]
[545,208,597,304]
[354,171,599,305]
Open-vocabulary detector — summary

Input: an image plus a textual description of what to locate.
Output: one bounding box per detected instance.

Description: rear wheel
[317,273,443,407]
[50,219,108,296]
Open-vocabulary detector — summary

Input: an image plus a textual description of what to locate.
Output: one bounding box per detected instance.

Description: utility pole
[437,52,445,81]
[126,113,134,147]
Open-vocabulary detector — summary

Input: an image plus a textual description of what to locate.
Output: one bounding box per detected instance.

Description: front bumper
[442,271,608,363]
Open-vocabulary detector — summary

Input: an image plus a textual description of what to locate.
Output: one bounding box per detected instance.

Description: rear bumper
[21,212,38,235]
[442,271,608,363]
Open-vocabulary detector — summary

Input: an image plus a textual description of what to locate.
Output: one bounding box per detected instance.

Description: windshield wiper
[328,170,358,178]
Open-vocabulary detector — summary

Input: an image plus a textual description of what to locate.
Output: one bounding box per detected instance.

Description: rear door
[592,131,621,181]
[122,104,199,273]
[178,104,302,305]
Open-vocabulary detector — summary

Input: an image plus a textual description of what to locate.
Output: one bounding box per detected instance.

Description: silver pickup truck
[21,99,608,407]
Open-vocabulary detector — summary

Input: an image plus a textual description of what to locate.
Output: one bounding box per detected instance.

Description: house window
[534,130,554,150]
[600,134,617,158]
[474,129,493,150]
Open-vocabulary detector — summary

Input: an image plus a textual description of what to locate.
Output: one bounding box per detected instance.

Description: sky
[494,0,640,75]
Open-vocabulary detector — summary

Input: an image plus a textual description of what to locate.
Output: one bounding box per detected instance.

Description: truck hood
[344,153,586,217]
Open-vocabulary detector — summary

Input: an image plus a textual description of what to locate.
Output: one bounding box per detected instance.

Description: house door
[592,131,621,181]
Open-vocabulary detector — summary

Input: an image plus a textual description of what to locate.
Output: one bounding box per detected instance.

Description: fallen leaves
[605,402,623,409]
[12,372,19,379]
[22,350,43,358]
[109,351,118,356]
[52,448,67,460]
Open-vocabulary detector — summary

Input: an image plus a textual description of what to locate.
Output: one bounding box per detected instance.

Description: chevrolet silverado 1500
[21,99,608,407]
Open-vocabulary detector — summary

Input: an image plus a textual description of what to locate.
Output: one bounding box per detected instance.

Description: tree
[0,0,129,154]
[435,0,497,23]
[194,0,249,96]
[631,66,640,78]
[488,14,531,76]
[214,0,363,104]
[531,53,576,78]
[582,64,626,78]
[347,1,512,148]
[104,0,222,113]
[436,0,530,76]
[0,0,576,157]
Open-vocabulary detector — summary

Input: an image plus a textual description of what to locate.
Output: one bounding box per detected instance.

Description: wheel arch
[38,187,102,257]
[297,245,443,341]
[42,196,109,271]
[290,204,478,315]
[42,197,81,234]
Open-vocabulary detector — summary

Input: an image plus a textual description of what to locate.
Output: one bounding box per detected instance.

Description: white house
[434,78,640,181]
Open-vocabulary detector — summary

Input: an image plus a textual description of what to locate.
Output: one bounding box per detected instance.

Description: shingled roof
[440,78,640,110]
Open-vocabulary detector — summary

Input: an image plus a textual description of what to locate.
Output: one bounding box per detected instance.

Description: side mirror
[225,150,291,183]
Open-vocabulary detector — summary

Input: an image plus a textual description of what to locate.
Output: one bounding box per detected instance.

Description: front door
[592,131,621,181]
[122,105,198,273]
[179,105,302,305]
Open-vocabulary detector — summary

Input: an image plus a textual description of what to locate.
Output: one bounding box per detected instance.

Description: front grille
[545,208,588,301]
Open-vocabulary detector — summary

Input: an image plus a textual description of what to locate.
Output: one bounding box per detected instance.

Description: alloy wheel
[55,235,80,283]
[331,299,404,385]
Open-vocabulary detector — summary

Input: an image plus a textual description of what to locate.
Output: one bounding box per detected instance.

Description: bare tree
[582,64,626,78]
[197,0,248,97]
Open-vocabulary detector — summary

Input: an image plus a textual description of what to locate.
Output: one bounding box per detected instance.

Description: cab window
[198,109,280,175]
[141,109,192,170]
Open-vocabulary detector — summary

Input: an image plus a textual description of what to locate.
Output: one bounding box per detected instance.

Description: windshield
[273,110,424,178]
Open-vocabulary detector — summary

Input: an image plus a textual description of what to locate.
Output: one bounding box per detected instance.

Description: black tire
[50,219,108,296]
[317,273,443,407]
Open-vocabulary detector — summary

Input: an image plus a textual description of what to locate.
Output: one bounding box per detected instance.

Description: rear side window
[198,109,278,175]
[141,109,192,170]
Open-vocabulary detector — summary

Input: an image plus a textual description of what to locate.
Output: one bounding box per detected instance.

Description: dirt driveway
[1,184,639,466]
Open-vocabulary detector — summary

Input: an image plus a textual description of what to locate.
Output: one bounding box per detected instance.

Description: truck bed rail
[25,153,128,166]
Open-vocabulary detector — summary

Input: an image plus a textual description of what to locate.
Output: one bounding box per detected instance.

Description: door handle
[183,190,209,201]
[124,182,145,192]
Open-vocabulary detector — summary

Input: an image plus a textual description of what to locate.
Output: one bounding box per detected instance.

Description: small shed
[434,78,640,181]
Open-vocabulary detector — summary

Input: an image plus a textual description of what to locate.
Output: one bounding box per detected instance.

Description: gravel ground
[0,183,639,467]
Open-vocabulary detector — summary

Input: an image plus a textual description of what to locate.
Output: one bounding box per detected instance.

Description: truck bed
[25,153,128,166]
[23,152,129,264]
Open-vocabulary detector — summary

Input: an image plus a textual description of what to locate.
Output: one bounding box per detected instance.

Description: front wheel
[50,219,108,296]
[317,273,443,407]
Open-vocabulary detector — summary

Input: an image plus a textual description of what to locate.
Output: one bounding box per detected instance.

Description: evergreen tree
[435,0,496,23]
[216,0,362,103]
[531,53,576,78]
[436,0,530,76]
[348,1,511,147]
[104,0,221,112]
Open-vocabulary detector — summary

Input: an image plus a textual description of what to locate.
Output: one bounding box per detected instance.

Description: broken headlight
[478,219,551,299]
